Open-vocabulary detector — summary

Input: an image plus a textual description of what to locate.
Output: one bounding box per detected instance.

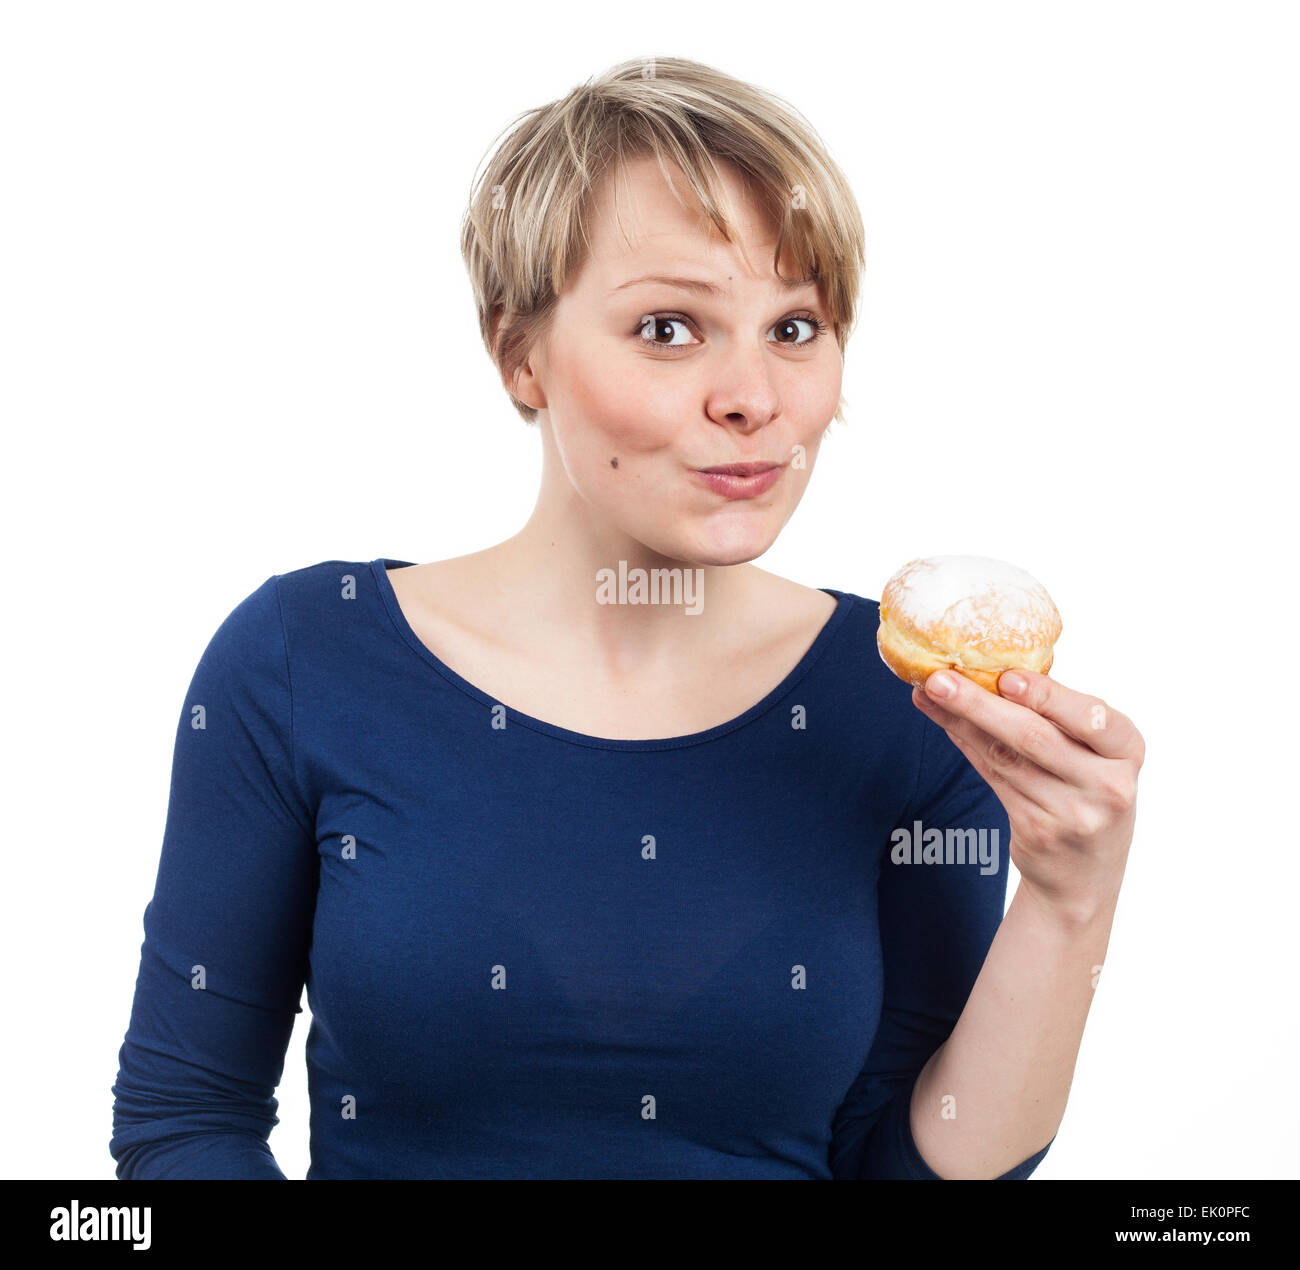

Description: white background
[3,0,1295,1180]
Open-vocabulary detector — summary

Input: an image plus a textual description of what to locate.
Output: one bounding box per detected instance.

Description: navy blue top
[109,558,1054,1180]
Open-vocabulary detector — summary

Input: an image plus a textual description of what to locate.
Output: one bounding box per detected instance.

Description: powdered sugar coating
[881,555,1061,655]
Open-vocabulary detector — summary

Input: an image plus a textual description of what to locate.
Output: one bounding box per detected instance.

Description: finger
[912,686,1060,815]
[922,669,1098,786]
[995,669,1141,761]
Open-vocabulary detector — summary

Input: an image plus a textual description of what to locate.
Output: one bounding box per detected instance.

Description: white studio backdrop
[2,0,1295,1180]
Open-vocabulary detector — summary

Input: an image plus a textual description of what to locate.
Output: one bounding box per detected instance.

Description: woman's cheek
[553,410,680,517]
[552,337,669,440]
[571,388,688,473]
[797,354,842,423]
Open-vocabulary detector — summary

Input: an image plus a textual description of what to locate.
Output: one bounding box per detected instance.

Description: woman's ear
[492,305,548,411]
[510,355,547,412]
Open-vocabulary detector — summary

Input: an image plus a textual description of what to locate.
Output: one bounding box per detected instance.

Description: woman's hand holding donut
[911,667,1145,930]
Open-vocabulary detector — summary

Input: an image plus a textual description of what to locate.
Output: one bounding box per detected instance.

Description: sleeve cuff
[862,1076,1055,1180]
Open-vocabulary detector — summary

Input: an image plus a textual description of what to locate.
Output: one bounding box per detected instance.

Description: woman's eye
[634,312,827,352]
[768,317,820,345]
[636,315,696,347]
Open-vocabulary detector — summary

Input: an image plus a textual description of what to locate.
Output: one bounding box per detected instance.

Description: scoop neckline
[370,557,856,752]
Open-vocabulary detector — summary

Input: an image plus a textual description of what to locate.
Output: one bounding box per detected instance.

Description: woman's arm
[110,574,318,1179]
[907,666,1143,1179]
[831,697,1051,1181]
[910,880,1115,1178]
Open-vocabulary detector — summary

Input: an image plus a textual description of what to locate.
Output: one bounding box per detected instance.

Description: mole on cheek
[610,457,619,469]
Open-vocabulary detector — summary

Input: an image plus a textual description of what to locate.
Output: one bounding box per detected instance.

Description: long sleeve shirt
[109,556,1054,1179]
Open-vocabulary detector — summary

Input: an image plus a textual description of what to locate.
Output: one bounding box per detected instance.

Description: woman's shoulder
[751,569,879,630]
[269,555,398,599]
[275,555,392,579]
[206,557,399,652]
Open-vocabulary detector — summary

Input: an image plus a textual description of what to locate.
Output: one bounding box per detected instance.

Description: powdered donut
[876,555,1062,693]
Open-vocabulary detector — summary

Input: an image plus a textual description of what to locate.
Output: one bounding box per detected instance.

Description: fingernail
[928,672,956,699]
[1000,671,1027,696]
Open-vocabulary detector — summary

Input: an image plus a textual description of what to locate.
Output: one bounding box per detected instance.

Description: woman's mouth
[691,462,784,499]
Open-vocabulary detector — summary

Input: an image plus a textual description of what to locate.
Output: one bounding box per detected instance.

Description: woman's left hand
[911,668,1145,929]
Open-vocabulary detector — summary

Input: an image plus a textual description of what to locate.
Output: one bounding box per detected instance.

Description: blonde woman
[110,56,1141,1180]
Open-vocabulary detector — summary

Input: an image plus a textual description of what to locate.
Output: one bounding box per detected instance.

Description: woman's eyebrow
[609,273,815,298]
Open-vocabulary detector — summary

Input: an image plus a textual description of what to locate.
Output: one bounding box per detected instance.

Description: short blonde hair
[460,56,867,425]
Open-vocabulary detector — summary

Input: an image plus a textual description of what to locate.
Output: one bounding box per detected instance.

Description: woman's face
[522,155,843,567]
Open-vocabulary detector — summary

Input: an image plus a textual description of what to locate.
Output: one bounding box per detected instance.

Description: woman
[110,56,1142,1180]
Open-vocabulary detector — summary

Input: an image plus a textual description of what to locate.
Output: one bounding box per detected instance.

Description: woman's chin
[677,525,780,568]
